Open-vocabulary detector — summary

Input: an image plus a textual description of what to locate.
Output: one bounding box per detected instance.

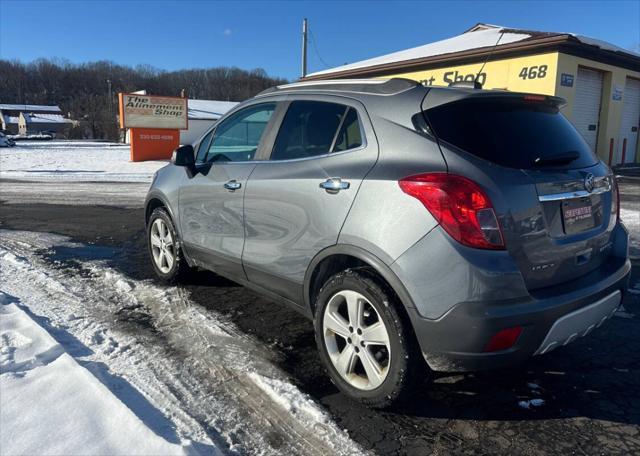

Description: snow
[0,140,167,182]
[22,112,70,125]
[309,24,639,77]
[0,230,366,456]
[620,208,640,258]
[0,104,62,113]
[0,294,191,456]
[573,34,640,57]
[309,27,530,76]
[309,28,531,76]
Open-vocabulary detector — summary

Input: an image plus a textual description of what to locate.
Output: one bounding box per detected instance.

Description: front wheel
[314,269,421,408]
[147,207,191,283]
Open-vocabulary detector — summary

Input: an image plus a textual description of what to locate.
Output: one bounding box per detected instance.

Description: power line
[308,28,332,69]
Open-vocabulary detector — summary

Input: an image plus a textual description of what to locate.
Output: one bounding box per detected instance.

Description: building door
[573,67,604,153]
[618,77,640,164]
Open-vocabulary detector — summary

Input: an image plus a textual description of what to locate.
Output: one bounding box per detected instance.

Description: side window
[196,129,213,162]
[270,101,347,161]
[205,103,276,163]
[332,108,363,152]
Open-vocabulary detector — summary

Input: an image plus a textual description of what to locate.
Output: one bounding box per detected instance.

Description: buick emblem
[584,173,595,193]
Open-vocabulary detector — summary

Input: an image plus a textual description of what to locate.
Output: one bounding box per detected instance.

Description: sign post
[118,93,188,162]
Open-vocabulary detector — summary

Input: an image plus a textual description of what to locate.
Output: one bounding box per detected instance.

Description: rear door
[179,102,277,278]
[242,96,378,304]
[424,94,617,291]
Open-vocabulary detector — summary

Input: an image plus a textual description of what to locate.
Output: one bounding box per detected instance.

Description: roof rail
[257,78,420,97]
[448,80,483,89]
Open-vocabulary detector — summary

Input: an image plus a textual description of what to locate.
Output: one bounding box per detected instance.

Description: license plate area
[562,197,595,234]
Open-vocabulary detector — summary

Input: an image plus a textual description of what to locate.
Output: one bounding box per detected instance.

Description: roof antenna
[473,30,505,88]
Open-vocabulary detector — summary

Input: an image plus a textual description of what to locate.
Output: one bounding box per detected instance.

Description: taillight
[399,173,505,250]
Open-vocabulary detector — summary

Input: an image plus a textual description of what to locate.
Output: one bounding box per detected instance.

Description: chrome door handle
[224,180,242,191]
[319,177,350,193]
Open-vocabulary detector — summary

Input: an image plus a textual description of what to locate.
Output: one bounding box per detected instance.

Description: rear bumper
[405,255,631,372]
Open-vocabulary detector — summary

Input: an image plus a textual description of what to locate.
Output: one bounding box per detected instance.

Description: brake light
[484,326,523,352]
[399,173,505,249]
[523,95,546,102]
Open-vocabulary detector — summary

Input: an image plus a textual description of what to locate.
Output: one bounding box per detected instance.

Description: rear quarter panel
[339,99,447,265]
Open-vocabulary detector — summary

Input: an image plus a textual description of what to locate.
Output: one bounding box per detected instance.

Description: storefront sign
[118,94,188,130]
[384,52,559,95]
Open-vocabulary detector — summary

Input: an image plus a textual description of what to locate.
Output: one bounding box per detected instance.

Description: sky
[0,0,638,81]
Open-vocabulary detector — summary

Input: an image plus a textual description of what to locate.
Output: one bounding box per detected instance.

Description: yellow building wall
[555,53,640,163]
[383,51,640,164]
[383,52,560,95]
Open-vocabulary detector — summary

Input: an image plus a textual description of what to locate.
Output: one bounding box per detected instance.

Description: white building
[124,98,238,145]
[181,99,238,145]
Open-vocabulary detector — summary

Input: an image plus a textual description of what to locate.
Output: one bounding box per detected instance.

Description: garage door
[618,77,640,164]
[573,67,604,153]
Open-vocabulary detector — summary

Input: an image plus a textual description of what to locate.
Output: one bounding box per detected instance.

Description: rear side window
[425,98,598,169]
[333,108,363,152]
[270,101,362,160]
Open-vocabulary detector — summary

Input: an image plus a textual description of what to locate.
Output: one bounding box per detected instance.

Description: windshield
[425,97,598,170]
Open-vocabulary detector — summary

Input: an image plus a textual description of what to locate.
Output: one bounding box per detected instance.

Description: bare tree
[0,59,288,140]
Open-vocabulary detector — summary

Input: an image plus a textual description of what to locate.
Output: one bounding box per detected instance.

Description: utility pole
[301,18,308,78]
[106,79,113,116]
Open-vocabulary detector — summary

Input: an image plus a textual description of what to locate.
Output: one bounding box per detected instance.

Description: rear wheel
[314,269,420,407]
[147,207,192,282]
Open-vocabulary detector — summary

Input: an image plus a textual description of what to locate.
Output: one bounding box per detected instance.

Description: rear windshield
[425,97,598,169]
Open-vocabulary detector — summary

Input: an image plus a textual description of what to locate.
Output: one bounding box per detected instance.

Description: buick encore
[145,79,630,407]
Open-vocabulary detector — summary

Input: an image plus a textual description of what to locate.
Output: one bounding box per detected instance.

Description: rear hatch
[423,91,618,290]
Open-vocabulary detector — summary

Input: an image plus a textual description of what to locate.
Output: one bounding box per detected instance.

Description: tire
[147,207,192,283]
[314,268,421,408]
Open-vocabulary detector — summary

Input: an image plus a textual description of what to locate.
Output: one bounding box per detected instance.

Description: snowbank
[621,208,640,258]
[0,293,189,456]
[0,141,167,182]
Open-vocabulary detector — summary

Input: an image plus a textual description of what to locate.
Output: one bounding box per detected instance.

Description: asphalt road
[1,179,639,455]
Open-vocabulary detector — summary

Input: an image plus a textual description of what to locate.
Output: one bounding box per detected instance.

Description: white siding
[573,67,604,153]
[618,77,640,164]
[180,119,216,146]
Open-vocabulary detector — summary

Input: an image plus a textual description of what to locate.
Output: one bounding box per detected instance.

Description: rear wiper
[532,151,580,167]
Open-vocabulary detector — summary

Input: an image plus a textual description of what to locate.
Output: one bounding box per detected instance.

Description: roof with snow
[305,24,640,79]
[188,99,238,120]
[2,114,19,125]
[0,104,62,114]
[22,113,71,124]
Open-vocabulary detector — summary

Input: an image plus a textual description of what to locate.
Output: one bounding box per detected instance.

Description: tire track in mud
[0,230,365,456]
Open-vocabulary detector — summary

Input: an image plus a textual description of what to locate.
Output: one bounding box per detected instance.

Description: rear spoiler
[422,88,567,111]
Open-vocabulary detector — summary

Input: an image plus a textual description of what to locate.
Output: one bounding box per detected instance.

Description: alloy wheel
[150,218,175,274]
[322,290,391,390]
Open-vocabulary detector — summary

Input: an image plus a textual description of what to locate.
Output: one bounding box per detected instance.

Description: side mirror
[171,145,195,167]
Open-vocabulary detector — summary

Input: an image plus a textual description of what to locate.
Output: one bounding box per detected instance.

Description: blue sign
[561,73,574,87]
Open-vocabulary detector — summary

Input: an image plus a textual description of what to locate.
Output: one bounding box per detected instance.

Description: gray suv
[145,79,630,407]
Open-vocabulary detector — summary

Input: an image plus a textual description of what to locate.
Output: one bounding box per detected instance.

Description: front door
[179,102,277,278]
[242,97,378,304]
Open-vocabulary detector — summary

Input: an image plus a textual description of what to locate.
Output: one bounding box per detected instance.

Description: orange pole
[621,138,627,165]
